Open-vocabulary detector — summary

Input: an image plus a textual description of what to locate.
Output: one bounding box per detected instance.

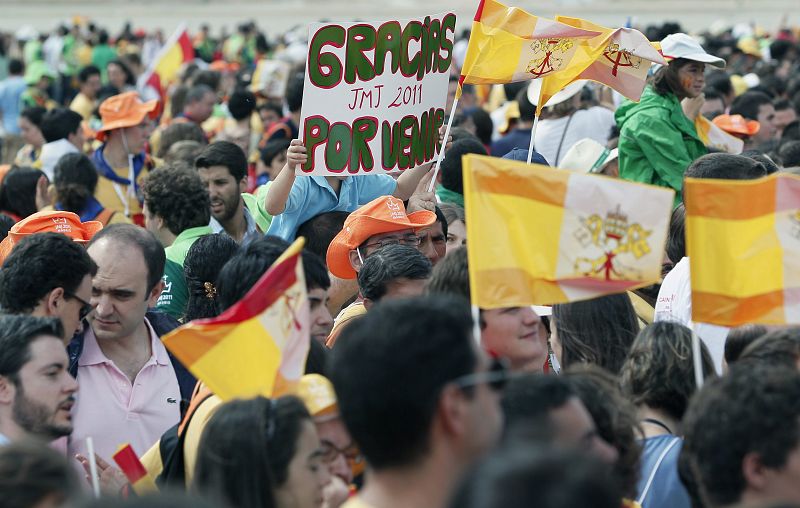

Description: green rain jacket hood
[615,86,707,207]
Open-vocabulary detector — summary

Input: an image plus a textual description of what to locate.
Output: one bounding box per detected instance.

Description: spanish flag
[536,18,664,115]
[140,25,195,100]
[113,444,157,494]
[458,0,600,92]
[463,154,673,307]
[694,115,744,154]
[684,174,800,326]
[163,238,310,400]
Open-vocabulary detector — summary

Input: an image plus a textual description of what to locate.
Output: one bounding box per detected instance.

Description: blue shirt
[0,76,26,134]
[267,175,397,241]
[636,435,691,508]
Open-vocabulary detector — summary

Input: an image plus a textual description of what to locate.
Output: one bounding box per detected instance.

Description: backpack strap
[155,383,215,489]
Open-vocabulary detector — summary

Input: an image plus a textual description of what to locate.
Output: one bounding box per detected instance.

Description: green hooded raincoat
[615,86,707,208]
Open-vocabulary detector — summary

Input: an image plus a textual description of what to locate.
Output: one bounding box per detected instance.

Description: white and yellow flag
[464,154,674,307]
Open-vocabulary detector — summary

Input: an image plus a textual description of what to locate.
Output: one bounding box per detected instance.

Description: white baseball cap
[660,33,726,68]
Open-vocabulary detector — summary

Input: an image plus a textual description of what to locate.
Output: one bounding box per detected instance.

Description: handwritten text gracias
[302,13,456,173]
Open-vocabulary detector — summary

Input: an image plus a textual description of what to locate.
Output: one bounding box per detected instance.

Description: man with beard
[0,315,78,444]
[195,141,266,245]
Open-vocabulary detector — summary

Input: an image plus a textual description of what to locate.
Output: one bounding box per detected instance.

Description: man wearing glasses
[299,374,364,503]
[0,232,97,343]
[325,195,436,347]
[330,295,505,508]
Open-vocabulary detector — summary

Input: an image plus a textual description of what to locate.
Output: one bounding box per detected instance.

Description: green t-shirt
[92,44,118,83]
[156,226,213,319]
[243,187,273,233]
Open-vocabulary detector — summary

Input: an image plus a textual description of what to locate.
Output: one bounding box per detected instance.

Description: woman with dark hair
[550,293,639,374]
[615,33,726,207]
[52,153,130,225]
[183,234,240,323]
[438,202,465,255]
[619,321,716,508]
[104,59,137,95]
[14,106,46,166]
[564,365,642,504]
[0,166,46,221]
[192,396,330,508]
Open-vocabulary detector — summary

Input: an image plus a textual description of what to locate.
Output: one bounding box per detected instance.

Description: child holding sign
[265,138,436,240]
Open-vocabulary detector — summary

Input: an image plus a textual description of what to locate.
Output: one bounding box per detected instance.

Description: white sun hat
[527,79,587,108]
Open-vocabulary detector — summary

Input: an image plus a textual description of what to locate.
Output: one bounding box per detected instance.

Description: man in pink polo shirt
[68,224,183,466]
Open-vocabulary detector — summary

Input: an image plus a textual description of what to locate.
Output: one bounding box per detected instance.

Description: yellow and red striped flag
[140,25,195,100]
[536,18,664,115]
[113,444,157,494]
[163,238,309,400]
[694,115,744,154]
[685,173,800,326]
[463,154,673,307]
[458,0,601,93]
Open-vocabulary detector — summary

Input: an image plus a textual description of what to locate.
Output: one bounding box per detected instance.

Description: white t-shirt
[534,106,616,167]
[655,257,729,373]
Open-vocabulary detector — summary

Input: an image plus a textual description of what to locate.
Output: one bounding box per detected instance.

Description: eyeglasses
[451,357,510,392]
[364,234,421,250]
[65,293,94,321]
[320,440,363,468]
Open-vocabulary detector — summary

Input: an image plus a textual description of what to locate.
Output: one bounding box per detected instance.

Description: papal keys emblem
[573,205,652,281]
[526,38,574,78]
[602,42,642,77]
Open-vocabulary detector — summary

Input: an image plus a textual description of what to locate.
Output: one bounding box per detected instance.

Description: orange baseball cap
[0,211,103,264]
[712,114,760,137]
[326,196,436,279]
[96,91,159,141]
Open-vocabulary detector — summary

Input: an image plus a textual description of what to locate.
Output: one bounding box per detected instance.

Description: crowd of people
[0,11,798,508]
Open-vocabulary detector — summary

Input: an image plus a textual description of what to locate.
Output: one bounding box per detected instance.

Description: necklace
[641,417,673,435]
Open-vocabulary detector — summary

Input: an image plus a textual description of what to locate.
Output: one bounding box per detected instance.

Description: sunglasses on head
[451,357,510,392]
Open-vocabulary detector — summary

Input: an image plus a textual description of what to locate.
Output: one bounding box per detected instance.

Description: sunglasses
[66,293,93,321]
[451,357,510,392]
[364,234,421,250]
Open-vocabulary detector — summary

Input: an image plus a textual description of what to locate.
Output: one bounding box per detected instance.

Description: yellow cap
[297,374,339,421]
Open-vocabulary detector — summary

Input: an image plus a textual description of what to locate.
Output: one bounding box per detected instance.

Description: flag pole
[526,76,548,165]
[525,114,540,164]
[691,331,704,391]
[427,95,459,193]
[471,304,482,346]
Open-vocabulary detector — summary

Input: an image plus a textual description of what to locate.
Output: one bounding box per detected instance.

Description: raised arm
[265,139,306,216]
